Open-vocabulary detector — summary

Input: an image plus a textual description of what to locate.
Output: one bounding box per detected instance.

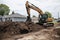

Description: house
[32,17,38,23]
[0,13,27,22]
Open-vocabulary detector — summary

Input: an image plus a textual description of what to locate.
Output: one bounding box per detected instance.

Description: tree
[32,15,36,17]
[45,11,52,18]
[0,4,10,16]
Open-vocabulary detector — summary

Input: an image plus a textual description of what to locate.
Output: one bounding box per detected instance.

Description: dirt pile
[13,28,60,40]
[1,27,60,40]
[0,21,44,38]
[0,21,60,40]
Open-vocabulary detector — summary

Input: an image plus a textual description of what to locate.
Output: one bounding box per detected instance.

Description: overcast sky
[0,0,60,18]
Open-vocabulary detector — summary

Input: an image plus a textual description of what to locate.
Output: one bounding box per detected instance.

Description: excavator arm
[25,1,43,17]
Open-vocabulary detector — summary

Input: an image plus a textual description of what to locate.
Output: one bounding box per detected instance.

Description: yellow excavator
[25,1,54,27]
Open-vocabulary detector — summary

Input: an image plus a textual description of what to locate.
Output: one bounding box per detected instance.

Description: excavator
[25,1,54,27]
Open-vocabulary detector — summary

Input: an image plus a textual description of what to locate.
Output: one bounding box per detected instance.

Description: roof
[3,13,27,18]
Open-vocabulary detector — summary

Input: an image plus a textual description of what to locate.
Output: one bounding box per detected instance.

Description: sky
[0,0,60,18]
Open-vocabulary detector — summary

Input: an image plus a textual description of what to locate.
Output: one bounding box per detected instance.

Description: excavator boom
[25,1,43,17]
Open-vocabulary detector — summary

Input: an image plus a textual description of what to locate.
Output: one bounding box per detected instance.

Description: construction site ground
[0,21,60,40]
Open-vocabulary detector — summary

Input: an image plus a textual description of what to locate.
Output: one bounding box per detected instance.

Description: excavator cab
[38,14,48,25]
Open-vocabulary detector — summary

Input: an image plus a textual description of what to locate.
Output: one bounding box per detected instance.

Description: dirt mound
[0,21,60,40]
[1,27,60,40]
[0,21,44,39]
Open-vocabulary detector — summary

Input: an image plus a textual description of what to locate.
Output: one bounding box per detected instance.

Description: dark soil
[0,21,44,39]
